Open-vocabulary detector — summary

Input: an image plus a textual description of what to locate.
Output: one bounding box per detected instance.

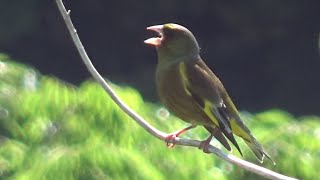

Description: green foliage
[0,56,319,179]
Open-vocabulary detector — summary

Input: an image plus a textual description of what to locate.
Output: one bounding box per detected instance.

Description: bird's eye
[163,24,177,39]
[163,28,175,39]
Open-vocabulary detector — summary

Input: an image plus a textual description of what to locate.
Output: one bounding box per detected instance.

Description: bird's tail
[204,126,243,156]
[230,116,275,164]
[244,137,275,165]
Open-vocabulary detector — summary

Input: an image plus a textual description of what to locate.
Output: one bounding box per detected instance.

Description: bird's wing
[204,126,231,151]
[204,126,244,156]
[179,59,232,132]
[181,59,274,163]
[178,58,243,155]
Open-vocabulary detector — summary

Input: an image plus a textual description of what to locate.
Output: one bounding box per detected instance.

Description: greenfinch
[145,23,274,164]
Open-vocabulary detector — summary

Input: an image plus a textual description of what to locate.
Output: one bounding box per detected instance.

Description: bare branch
[54,1,299,180]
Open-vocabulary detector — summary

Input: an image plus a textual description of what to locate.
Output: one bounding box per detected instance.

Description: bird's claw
[198,129,216,153]
[198,140,211,153]
[164,125,196,148]
[165,134,177,148]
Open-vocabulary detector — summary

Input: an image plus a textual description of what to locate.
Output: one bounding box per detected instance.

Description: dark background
[1,0,320,115]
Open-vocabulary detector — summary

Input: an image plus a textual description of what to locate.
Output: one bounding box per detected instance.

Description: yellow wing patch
[203,100,220,126]
[178,62,192,96]
[230,119,251,141]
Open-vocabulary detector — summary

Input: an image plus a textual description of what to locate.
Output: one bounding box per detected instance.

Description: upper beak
[144,25,164,46]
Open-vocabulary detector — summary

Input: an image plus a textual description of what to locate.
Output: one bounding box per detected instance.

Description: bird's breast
[155,63,209,125]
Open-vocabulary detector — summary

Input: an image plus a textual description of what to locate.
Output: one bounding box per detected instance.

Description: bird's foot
[198,139,211,153]
[198,129,217,153]
[165,125,196,148]
[165,133,178,148]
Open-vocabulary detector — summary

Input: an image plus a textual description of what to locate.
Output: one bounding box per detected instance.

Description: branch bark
[54,1,299,180]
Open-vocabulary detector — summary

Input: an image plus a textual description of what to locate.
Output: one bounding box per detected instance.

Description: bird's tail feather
[204,126,243,156]
[220,128,243,156]
[204,126,231,151]
[231,115,275,164]
[244,138,275,165]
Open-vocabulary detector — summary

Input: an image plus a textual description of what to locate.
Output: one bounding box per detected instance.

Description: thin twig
[54,1,298,180]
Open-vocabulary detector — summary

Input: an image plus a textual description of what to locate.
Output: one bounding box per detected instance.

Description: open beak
[144,25,163,46]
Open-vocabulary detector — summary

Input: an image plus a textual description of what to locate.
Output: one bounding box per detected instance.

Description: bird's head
[144,23,200,59]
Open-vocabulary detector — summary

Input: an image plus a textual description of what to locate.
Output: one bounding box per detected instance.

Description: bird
[144,23,274,164]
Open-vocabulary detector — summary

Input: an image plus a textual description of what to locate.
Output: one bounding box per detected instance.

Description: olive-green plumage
[145,23,274,164]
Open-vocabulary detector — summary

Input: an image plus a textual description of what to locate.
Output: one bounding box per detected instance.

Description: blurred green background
[0,55,319,179]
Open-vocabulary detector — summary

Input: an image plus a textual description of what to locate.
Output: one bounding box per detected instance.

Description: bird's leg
[199,128,218,153]
[165,125,196,148]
